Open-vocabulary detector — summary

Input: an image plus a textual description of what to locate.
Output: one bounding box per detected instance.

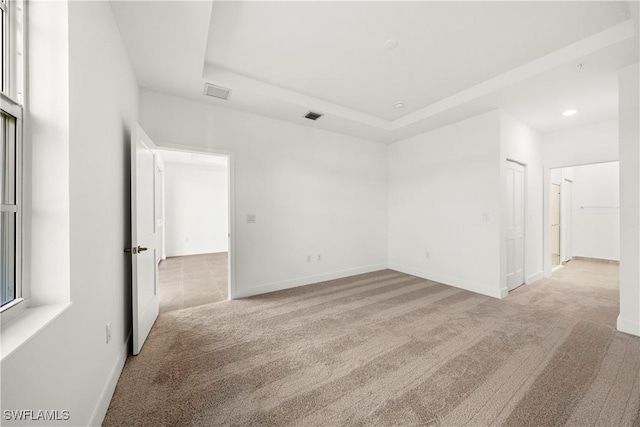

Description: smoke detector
[204,83,232,101]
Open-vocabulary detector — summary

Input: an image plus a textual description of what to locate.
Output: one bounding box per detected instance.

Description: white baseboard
[526,271,544,285]
[388,263,503,299]
[233,264,389,299]
[552,264,563,273]
[499,286,509,298]
[88,331,131,426]
[617,315,640,337]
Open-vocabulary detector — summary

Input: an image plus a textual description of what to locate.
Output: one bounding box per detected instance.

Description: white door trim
[561,178,573,263]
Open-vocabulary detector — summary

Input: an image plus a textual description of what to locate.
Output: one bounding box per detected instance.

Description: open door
[127,124,159,355]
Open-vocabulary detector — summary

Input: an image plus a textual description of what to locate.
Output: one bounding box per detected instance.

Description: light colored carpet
[104,260,640,426]
[158,253,228,314]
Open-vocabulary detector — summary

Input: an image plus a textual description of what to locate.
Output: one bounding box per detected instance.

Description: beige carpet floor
[158,253,228,314]
[104,260,640,426]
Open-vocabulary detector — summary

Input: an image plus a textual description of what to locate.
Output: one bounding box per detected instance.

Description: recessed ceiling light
[394,102,405,109]
[562,109,577,117]
[383,39,399,50]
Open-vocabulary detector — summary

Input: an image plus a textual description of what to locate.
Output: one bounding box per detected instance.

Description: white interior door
[130,124,159,355]
[506,161,525,290]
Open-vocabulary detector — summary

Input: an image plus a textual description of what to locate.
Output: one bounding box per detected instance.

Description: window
[1,0,23,311]
[1,109,20,307]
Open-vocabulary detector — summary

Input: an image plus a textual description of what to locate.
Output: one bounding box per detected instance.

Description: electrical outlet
[482,213,490,222]
[317,254,322,261]
[247,214,256,224]
[106,322,112,344]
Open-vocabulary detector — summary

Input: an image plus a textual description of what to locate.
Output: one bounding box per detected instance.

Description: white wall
[140,90,388,298]
[500,112,544,286]
[543,119,618,169]
[164,161,229,256]
[388,111,503,298]
[21,0,71,306]
[618,62,640,336]
[387,111,544,299]
[570,162,620,261]
[1,2,139,425]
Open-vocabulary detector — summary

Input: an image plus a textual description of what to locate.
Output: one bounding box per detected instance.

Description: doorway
[532,161,621,329]
[155,149,231,313]
[546,162,619,276]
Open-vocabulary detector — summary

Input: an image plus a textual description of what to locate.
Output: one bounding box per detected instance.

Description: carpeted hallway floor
[104,260,640,426]
[158,253,228,313]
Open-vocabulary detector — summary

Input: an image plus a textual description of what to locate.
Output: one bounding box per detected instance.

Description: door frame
[152,141,236,300]
[550,181,562,273]
[561,178,573,264]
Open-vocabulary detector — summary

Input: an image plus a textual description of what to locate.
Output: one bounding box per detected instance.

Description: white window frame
[1,99,22,311]
[1,0,24,317]
[1,0,7,94]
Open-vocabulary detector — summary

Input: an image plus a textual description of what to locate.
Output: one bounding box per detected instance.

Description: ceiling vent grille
[204,83,232,101]
[304,111,323,121]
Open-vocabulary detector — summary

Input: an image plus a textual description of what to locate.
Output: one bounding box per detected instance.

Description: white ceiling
[111,1,640,144]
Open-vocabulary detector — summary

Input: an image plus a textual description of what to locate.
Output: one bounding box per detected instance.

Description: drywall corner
[388,110,502,299]
[618,62,640,337]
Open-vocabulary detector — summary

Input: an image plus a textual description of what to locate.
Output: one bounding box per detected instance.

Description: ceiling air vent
[304,111,323,121]
[204,83,232,101]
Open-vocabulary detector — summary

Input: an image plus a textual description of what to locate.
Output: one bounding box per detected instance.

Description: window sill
[1,302,72,361]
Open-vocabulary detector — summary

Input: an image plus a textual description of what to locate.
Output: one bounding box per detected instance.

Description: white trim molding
[617,315,640,337]
[388,263,504,299]
[526,271,545,285]
[89,332,132,426]
[233,264,388,299]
